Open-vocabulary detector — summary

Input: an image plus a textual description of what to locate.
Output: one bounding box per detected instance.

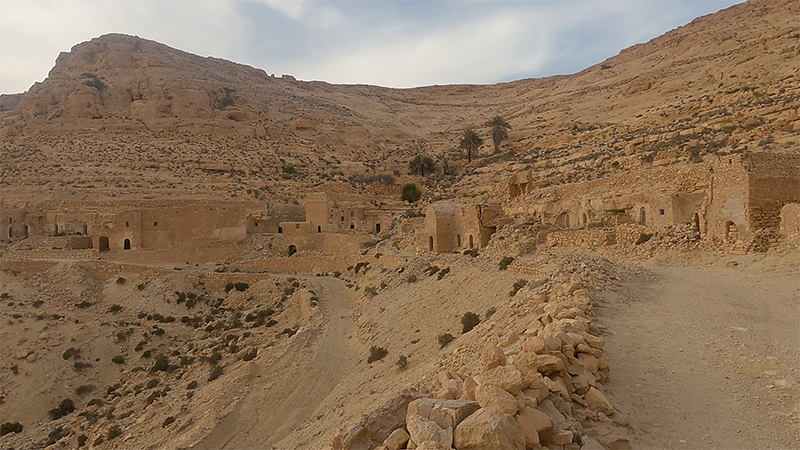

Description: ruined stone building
[417,203,505,254]
[503,152,800,252]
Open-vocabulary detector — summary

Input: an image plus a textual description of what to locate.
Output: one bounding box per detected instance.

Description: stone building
[417,203,504,254]
[503,152,800,252]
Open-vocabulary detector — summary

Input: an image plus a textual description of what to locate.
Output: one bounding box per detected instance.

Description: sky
[0,0,744,95]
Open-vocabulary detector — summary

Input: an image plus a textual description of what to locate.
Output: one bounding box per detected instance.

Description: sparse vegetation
[486,115,511,154]
[401,183,422,203]
[208,365,223,381]
[396,355,408,370]
[48,398,76,420]
[509,279,528,297]
[107,425,122,440]
[459,128,484,163]
[499,256,514,271]
[636,233,654,245]
[367,346,388,363]
[438,333,455,348]
[461,312,480,333]
[485,306,497,319]
[409,155,436,176]
[162,416,176,428]
[0,422,23,436]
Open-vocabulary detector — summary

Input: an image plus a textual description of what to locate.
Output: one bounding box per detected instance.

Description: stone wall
[545,230,616,248]
[780,203,800,248]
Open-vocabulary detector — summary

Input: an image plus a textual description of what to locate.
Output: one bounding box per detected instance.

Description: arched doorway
[456,234,461,248]
[7,226,13,239]
[428,236,434,252]
[639,207,647,225]
[288,245,297,256]
[468,235,474,249]
[582,213,588,227]
[375,223,381,233]
[317,226,322,233]
[278,226,283,234]
[123,239,131,250]
[724,221,738,243]
[83,225,88,235]
[692,213,700,232]
[99,236,110,252]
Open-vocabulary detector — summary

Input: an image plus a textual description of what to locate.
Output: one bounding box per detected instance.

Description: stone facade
[503,152,800,252]
[418,203,505,254]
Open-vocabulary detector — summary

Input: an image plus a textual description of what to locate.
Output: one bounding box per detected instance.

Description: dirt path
[597,254,800,449]
[193,276,356,450]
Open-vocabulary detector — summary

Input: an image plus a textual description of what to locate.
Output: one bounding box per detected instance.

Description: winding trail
[597,257,800,449]
[193,276,356,449]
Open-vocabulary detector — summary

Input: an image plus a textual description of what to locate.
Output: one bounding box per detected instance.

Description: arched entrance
[99,236,110,252]
[375,223,381,233]
[456,234,461,248]
[317,226,322,233]
[582,213,588,227]
[724,221,738,243]
[123,239,131,250]
[639,207,647,225]
[288,245,297,256]
[468,235,474,249]
[278,226,283,233]
[428,236,434,252]
[7,226,13,239]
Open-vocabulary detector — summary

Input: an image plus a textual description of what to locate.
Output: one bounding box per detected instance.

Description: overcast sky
[1,0,744,95]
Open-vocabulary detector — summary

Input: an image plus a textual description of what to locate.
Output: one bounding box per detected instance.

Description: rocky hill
[1,0,798,208]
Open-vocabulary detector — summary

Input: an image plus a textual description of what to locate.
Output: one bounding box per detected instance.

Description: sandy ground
[597,250,800,449]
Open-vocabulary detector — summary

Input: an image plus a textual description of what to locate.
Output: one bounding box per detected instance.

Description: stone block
[453,409,526,450]
[474,364,527,395]
[475,385,519,415]
[585,387,614,416]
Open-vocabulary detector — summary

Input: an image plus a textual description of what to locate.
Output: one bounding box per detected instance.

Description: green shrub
[437,267,450,280]
[162,416,176,428]
[401,183,422,203]
[499,256,514,271]
[112,355,125,364]
[485,306,497,319]
[461,312,480,334]
[208,365,223,382]
[45,427,70,446]
[75,385,94,396]
[107,304,123,313]
[115,277,126,285]
[396,355,408,370]
[0,422,23,436]
[406,274,417,283]
[48,398,76,420]
[150,355,169,373]
[146,378,159,389]
[463,249,479,257]
[77,434,88,447]
[234,282,249,292]
[438,333,455,349]
[187,380,198,390]
[367,346,388,363]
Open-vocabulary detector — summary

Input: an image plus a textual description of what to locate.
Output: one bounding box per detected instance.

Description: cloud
[0,0,745,94]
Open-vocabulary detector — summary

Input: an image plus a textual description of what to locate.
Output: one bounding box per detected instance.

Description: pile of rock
[334,266,630,450]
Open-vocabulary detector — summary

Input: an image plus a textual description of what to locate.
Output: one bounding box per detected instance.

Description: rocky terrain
[1,0,799,449]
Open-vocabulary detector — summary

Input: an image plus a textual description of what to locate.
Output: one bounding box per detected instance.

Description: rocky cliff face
[1,0,798,206]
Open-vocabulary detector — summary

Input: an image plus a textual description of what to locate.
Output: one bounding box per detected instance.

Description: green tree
[409,155,436,176]
[486,115,511,154]
[459,128,484,163]
[401,183,421,203]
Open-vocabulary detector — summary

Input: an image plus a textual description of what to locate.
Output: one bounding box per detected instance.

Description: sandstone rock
[537,399,567,429]
[474,385,519,415]
[462,377,478,401]
[480,345,506,371]
[514,413,540,448]
[581,436,606,450]
[383,428,409,450]
[585,387,614,416]
[436,380,461,400]
[407,414,443,446]
[536,354,564,374]
[415,441,452,450]
[26,353,37,362]
[331,389,419,450]
[453,409,526,450]
[406,398,480,430]
[513,350,539,376]
[518,406,552,432]
[474,365,526,395]
[522,337,547,354]
[13,349,30,360]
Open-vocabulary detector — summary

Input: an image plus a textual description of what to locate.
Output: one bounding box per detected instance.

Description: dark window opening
[124,239,131,250]
[659,209,665,216]
[99,236,110,252]
[125,221,130,227]
[295,223,300,229]
[278,226,283,233]
[341,216,344,222]
[288,245,297,256]
[469,235,474,249]
[375,223,381,233]
[153,222,158,227]
[456,234,461,247]
[428,235,434,251]
[350,224,355,229]
[317,226,322,233]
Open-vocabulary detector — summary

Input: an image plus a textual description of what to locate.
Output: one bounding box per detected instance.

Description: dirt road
[597,252,800,449]
[193,276,357,450]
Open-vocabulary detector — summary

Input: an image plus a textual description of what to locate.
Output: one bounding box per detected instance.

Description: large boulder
[474,385,519,415]
[407,398,480,430]
[453,409,526,450]
[474,365,527,395]
[585,387,614,416]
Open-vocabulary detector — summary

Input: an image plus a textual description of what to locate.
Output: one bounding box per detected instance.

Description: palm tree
[486,115,511,154]
[459,128,484,163]
[409,155,436,176]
